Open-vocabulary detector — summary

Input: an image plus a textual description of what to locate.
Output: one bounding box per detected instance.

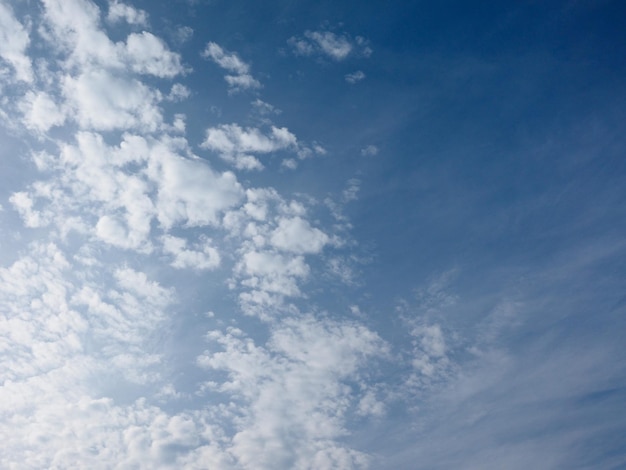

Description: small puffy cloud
[360,144,379,156]
[107,0,148,26]
[345,70,365,84]
[9,191,43,227]
[167,83,190,101]
[173,25,193,45]
[270,216,329,254]
[281,158,298,170]
[223,72,261,91]
[201,123,299,171]
[202,41,261,92]
[0,2,33,82]
[238,250,309,298]
[251,99,281,116]
[162,235,221,270]
[342,178,360,202]
[288,30,371,62]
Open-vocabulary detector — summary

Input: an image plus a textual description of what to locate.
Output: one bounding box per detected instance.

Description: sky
[0,0,625,468]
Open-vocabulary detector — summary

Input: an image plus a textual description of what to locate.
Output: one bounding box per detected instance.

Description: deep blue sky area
[0,0,625,468]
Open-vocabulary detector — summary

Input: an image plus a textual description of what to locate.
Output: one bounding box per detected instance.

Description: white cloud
[197,315,388,469]
[62,69,163,131]
[19,91,66,132]
[270,216,329,254]
[124,32,185,78]
[203,41,261,92]
[306,31,352,60]
[345,70,365,84]
[288,31,372,62]
[107,0,148,26]
[42,0,183,78]
[162,234,221,270]
[201,124,299,170]
[0,2,33,83]
[148,145,244,228]
[167,83,190,101]
[238,250,309,297]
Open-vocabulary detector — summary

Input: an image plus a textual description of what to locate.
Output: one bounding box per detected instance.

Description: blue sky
[1,0,625,468]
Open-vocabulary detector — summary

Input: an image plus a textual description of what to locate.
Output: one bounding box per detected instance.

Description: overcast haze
[1,0,625,468]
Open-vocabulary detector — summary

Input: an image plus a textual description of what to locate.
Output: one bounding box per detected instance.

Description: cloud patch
[201,123,299,170]
[202,41,261,92]
[288,30,372,61]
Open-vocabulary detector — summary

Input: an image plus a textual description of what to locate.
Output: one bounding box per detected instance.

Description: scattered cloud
[360,145,378,156]
[107,0,148,26]
[288,30,372,61]
[0,2,33,83]
[162,234,221,270]
[345,70,365,84]
[1,0,623,468]
[203,41,261,92]
[201,123,299,170]
[270,216,329,254]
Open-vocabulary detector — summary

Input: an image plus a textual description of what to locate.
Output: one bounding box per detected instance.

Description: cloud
[360,145,378,156]
[147,142,244,229]
[345,70,365,84]
[18,91,66,132]
[202,42,261,92]
[162,234,221,270]
[0,2,33,83]
[270,216,329,254]
[197,315,388,469]
[63,70,163,132]
[107,0,148,26]
[166,83,191,102]
[42,0,183,77]
[124,31,185,78]
[288,30,372,62]
[201,123,299,170]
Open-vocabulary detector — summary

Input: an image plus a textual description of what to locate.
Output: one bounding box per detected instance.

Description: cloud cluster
[0,2,395,468]
[197,315,388,469]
